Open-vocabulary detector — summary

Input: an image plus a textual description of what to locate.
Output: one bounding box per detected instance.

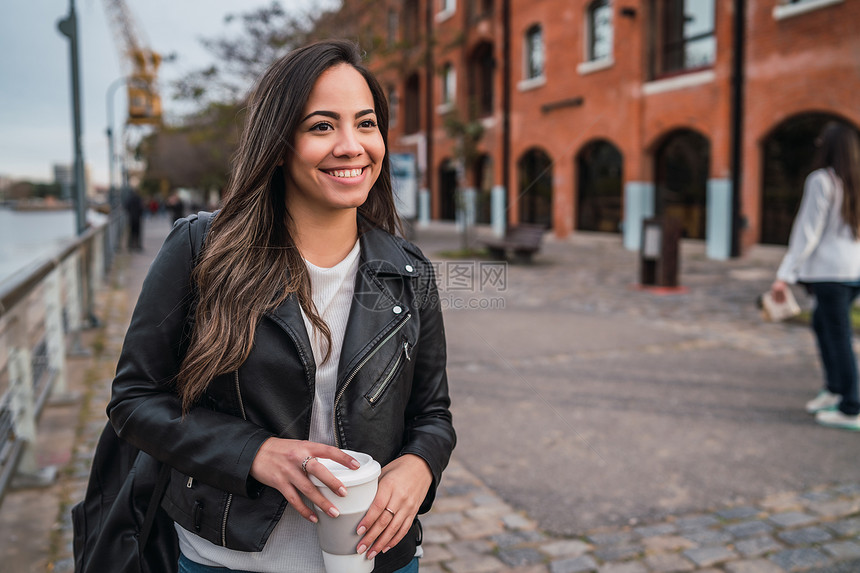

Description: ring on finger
[384,507,396,516]
[301,456,316,474]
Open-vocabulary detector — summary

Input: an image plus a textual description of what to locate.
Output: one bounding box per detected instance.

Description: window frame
[469,43,495,118]
[387,85,399,129]
[523,24,546,81]
[402,1,420,44]
[773,0,843,20]
[387,8,398,47]
[586,0,614,63]
[404,74,421,135]
[437,0,457,22]
[649,0,716,80]
[440,62,456,110]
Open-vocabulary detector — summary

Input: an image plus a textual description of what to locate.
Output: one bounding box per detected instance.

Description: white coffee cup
[309,450,381,573]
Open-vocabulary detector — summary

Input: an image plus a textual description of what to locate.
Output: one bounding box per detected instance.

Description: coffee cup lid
[309,450,381,488]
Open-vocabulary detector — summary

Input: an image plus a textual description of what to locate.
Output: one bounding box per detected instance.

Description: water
[0,208,78,287]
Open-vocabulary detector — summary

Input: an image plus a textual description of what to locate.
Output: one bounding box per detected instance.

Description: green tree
[138,2,357,197]
[172,2,345,106]
[138,102,243,199]
[443,108,485,250]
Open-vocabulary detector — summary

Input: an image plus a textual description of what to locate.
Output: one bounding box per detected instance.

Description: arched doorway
[576,140,623,233]
[518,148,553,228]
[760,113,859,244]
[655,129,710,239]
[472,154,493,224]
[438,159,458,221]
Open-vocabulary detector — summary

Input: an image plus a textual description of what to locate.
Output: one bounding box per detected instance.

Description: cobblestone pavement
[419,460,860,573]
[406,224,860,573]
[1,220,858,573]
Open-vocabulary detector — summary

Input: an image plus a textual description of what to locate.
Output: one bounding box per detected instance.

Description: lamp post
[106,76,127,212]
[57,0,87,236]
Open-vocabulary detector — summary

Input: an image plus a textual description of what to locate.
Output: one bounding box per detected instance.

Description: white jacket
[776,168,860,283]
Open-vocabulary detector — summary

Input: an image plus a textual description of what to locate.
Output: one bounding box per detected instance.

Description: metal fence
[0,214,124,507]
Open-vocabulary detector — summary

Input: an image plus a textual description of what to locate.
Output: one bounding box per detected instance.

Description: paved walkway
[0,219,858,573]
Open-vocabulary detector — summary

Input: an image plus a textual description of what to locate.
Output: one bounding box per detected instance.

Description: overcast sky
[0,0,335,187]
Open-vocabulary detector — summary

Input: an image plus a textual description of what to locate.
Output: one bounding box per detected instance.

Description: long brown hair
[176,40,399,411]
[815,121,860,238]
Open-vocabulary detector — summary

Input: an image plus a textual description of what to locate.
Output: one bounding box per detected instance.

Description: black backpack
[72,211,213,573]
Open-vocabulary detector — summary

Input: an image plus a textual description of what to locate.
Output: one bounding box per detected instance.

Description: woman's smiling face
[285,63,385,217]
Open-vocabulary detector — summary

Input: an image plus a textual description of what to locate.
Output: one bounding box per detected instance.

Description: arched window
[473,154,493,224]
[518,148,553,228]
[438,159,458,221]
[654,129,710,239]
[524,25,545,80]
[404,74,421,134]
[577,140,623,233]
[587,0,613,62]
[761,114,859,244]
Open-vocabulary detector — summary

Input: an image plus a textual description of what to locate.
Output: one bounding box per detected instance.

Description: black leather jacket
[107,215,456,572]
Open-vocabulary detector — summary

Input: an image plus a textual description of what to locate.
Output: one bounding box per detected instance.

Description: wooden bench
[481,224,546,263]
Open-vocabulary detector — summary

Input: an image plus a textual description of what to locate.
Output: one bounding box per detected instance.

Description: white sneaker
[805,390,841,413]
[816,409,860,431]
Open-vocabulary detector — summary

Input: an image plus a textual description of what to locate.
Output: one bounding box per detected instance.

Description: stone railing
[0,214,123,505]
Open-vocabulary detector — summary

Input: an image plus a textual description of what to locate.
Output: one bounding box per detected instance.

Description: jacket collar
[357,224,420,279]
[267,222,420,392]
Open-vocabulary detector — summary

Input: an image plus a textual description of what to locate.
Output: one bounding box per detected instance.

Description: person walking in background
[771,122,860,431]
[124,188,144,251]
[167,193,185,222]
[105,40,455,572]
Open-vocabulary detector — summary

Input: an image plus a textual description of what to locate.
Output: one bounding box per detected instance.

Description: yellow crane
[102,0,162,125]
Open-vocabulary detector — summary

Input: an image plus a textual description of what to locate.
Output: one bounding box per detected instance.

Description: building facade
[341,0,860,257]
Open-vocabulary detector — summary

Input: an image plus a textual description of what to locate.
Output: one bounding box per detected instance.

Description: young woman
[771,122,860,431]
[108,40,456,572]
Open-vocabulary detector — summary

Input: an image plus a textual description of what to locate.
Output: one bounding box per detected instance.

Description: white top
[776,168,860,284]
[177,240,361,572]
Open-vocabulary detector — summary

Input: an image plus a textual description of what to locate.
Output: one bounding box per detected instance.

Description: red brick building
[339,0,860,257]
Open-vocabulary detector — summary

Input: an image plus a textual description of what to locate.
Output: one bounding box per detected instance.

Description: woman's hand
[355,454,433,560]
[249,438,360,523]
[770,279,788,304]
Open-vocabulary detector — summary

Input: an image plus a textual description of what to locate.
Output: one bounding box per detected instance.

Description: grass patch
[436,247,491,259]
[786,306,860,332]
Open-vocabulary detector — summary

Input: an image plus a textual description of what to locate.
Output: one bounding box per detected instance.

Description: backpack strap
[139,462,171,549]
[138,211,214,551]
[187,210,215,262]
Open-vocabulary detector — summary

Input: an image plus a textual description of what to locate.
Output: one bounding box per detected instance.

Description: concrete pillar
[457,188,477,231]
[43,269,68,396]
[418,188,431,227]
[491,185,506,238]
[623,181,655,251]
[706,178,733,260]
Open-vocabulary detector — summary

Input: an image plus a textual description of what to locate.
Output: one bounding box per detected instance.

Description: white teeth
[328,168,362,178]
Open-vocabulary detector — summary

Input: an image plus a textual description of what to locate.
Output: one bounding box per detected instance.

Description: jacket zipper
[333,314,412,447]
[367,340,412,405]
[221,370,247,546]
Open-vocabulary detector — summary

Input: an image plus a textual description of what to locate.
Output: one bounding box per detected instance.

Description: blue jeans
[810,282,860,416]
[178,553,419,573]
